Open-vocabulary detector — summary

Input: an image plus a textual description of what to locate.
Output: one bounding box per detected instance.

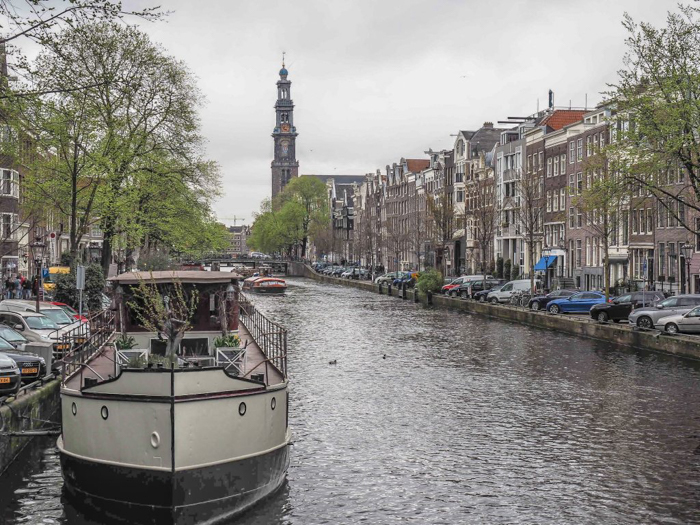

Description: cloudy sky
[129,0,675,225]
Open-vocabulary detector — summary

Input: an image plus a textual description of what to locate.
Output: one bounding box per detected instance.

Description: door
[614,294,633,319]
[498,283,513,301]
[679,307,700,333]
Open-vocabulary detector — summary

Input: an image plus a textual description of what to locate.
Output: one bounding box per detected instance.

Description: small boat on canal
[242,276,288,294]
[57,271,290,524]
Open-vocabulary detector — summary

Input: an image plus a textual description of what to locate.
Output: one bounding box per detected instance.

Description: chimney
[483,121,493,128]
[548,89,554,109]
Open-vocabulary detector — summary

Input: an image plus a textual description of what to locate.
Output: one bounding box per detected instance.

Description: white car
[487,279,542,304]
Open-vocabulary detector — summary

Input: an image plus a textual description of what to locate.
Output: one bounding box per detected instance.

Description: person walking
[22,277,30,299]
[14,275,21,299]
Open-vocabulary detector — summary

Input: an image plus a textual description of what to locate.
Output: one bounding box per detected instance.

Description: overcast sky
[129,0,676,226]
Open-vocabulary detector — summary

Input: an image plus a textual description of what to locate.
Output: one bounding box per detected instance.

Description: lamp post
[29,236,46,312]
[543,253,551,292]
[681,242,693,294]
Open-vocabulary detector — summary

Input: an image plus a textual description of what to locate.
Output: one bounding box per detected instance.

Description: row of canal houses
[329,102,699,294]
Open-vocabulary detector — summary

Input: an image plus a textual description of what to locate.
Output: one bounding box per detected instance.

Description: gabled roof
[405,159,429,173]
[539,109,586,131]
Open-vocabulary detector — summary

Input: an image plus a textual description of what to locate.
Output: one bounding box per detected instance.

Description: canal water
[1,277,700,524]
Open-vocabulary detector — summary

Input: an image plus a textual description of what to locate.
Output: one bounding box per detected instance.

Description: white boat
[57,271,290,523]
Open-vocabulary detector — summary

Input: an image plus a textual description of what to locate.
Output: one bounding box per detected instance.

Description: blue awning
[534,255,558,271]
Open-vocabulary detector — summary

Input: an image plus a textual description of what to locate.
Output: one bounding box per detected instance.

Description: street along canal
[1,277,699,524]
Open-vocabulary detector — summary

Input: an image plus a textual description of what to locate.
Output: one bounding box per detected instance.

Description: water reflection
[1,277,700,524]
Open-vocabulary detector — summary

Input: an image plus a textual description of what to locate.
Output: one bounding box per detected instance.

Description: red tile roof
[406,159,430,173]
[539,110,586,131]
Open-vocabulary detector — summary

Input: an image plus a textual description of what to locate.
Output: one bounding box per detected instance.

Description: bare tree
[513,167,544,293]
[466,175,498,282]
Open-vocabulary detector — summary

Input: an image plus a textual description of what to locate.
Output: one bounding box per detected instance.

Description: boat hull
[59,439,290,524]
[251,287,287,294]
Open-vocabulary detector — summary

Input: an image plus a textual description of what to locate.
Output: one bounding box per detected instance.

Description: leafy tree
[275,176,328,257]
[416,268,443,294]
[53,263,105,312]
[504,259,512,281]
[511,263,520,280]
[496,256,504,279]
[607,4,700,233]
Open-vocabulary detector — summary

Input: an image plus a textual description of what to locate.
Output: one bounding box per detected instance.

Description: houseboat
[57,271,290,524]
[242,276,288,294]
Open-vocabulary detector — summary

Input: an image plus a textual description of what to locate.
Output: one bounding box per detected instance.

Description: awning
[534,255,558,271]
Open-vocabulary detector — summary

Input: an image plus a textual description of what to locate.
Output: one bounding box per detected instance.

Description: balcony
[503,168,519,182]
[499,224,520,238]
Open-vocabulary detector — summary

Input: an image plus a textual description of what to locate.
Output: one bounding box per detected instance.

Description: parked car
[547,291,607,314]
[473,284,504,302]
[457,278,504,299]
[0,352,21,395]
[628,294,700,329]
[0,311,70,360]
[487,279,542,304]
[658,305,700,334]
[375,272,398,285]
[0,325,28,351]
[0,336,45,383]
[442,275,494,296]
[589,291,666,322]
[528,289,577,311]
[52,301,88,322]
[0,300,81,330]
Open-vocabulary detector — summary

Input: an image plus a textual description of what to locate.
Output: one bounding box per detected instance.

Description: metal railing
[59,309,116,385]
[238,292,288,378]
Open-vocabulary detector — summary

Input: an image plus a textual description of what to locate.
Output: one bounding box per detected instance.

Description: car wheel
[549,304,560,314]
[665,322,679,335]
[636,316,653,329]
[479,296,485,302]
[461,291,467,299]
[490,297,498,305]
[531,301,541,311]
[597,311,609,322]
[450,291,457,298]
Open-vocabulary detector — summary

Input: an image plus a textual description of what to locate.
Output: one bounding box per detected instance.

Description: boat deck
[63,322,284,392]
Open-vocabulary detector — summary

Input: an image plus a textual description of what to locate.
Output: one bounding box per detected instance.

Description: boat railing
[59,309,116,385]
[238,292,287,378]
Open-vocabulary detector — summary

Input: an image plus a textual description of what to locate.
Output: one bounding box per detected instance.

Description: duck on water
[57,271,290,524]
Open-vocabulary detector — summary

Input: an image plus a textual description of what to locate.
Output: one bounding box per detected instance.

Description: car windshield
[25,316,59,330]
[0,326,27,342]
[58,304,78,316]
[659,297,678,308]
[0,336,14,350]
[41,309,74,326]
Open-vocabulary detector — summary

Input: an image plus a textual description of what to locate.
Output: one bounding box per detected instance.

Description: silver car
[658,306,700,334]
[628,294,700,329]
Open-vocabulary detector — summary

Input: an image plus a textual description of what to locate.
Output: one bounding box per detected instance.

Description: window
[456,190,464,203]
[569,174,575,193]
[538,152,543,170]
[659,243,666,277]
[546,191,551,212]
[553,157,559,176]
[696,217,700,251]
[527,155,532,173]
[1,213,16,240]
[547,157,552,177]
[586,237,591,266]
[577,172,583,195]
[576,240,582,268]
[577,138,583,161]
[559,188,565,210]
[0,170,18,198]
[577,208,583,228]
[586,136,592,156]
[569,207,575,228]
[569,142,575,163]
[668,243,676,278]
[622,211,629,245]
[593,133,599,152]
[560,154,566,174]
[600,132,605,148]
[553,189,558,212]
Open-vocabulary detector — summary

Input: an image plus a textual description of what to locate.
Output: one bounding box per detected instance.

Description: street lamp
[29,236,45,312]
[681,242,693,294]
[543,253,551,291]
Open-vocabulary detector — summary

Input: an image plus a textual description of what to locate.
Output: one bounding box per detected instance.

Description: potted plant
[213,334,240,349]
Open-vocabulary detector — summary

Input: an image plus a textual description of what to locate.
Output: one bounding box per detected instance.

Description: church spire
[271,59,298,198]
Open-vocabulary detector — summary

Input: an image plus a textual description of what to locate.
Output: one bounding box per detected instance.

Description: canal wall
[298,264,700,361]
[0,378,61,474]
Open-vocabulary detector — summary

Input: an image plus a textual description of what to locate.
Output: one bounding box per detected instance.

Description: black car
[457,279,505,300]
[0,324,29,350]
[589,291,667,323]
[528,289,577,311]
[473,284,504,302]
[0,336,46,383]
[0,352,21,395]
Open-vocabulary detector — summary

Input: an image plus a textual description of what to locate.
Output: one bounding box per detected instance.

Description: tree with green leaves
[607,4,700,233]
[275,176,328,257]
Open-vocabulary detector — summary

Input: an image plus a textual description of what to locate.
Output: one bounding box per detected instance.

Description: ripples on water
[2,278,700,524]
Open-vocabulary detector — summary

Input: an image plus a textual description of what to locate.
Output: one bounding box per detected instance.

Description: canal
[1,277,700,524]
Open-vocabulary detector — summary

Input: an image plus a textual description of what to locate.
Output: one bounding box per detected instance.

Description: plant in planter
[115,334,137,350]
[213,334,240,349]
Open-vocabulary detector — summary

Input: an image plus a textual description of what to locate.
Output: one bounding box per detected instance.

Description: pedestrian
[6,276,14,299]
[14,275,21,299]
[23,277,30,299]
[3,276,10,299]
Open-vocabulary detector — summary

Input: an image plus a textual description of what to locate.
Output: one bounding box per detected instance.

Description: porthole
[238,402,247,416]
[151,432,160,449]
[271,397,276,410]
[71,402,77,416]
[101,406,109,420]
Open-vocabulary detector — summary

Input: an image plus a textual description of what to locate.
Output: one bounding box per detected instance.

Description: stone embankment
[288,262,700,361]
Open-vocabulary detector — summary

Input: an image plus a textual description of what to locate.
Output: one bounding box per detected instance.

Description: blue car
[547,291,607,314]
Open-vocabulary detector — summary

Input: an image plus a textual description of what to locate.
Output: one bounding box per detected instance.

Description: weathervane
[282,51,286,67]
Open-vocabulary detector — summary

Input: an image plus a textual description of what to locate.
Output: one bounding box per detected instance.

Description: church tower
[271,58,299,199]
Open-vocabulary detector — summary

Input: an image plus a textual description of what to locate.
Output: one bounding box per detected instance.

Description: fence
[238,292,288,377]
[59,309,116,384]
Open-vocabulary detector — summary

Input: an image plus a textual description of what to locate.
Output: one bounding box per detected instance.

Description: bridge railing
[238,292,288,378]
[59,309,116,385]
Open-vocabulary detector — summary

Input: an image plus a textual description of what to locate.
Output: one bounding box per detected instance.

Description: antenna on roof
[569,100,572,109]
[585,93,588,109]
[537,98,539,113]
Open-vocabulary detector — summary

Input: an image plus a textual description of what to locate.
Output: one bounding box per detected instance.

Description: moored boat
[57,271,290,523]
